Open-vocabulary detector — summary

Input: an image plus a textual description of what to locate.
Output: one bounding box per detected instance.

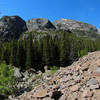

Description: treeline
[0,31,100,71]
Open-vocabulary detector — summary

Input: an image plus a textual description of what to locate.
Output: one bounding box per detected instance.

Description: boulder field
[11,51,100,100]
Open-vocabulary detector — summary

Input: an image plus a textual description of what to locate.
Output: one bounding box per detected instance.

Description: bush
[50,66,59,75]
[0,61,16,95]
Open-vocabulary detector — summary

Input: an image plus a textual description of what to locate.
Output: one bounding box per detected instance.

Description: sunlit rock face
[26,18,56,32]
[53,18,97,32]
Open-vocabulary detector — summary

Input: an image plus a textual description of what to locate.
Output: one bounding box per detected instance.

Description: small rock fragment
[87,78,98,86]
[33,89,48,98]
[82,89,93,98]
[90,84,99,90]
[70,85,79,92]
[96,59,100,67]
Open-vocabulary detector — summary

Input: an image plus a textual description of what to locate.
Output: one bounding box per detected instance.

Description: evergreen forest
[0,30,100,71]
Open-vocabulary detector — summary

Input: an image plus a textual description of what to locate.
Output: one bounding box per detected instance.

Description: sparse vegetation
[0,61,16,95]
[50,66,59,75]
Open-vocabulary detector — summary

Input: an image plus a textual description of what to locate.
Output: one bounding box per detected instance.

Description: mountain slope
[0,16,100,41]
[53,18,97,32]
[53,18,100,38]
[13,51,100,100]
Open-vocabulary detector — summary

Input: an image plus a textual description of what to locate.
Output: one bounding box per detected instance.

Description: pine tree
[9,40,17,66]
[42,36,50,67]
[25,33,33,69]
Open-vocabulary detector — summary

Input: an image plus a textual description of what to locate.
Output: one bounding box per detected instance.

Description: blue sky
[0,0,100,27]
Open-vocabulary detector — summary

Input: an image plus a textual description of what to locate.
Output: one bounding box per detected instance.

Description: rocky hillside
[0,16,99,41]
[11,51,100,100]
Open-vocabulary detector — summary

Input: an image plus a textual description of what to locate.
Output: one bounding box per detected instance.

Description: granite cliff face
[26,18,56,31]
[53,18,98,33]
[0,16,99,41]
[0,16,27,41]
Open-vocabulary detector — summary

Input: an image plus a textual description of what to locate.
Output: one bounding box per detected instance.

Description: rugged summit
[0,16,27,41]
[53,18,97,33]
[26,18,56,31]
[12,51,100,100]
[0,16,99,40]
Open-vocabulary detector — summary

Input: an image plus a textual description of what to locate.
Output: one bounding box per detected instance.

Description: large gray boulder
[13,67,22,78]
[26,18,56,31]
[53,18,97,33]
[0,16,27,41]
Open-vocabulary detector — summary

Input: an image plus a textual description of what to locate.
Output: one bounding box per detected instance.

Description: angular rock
[33,89,48,98]
[90,84,99,90]
[70,85,79,92]
[87,78,98,86]
[92,91,100,100]
[82,89,93,98]
[95,67,100,73]
[13,67,22,78]
[96,59,100,67]
[42,97,53,100]
[81,66,89,71]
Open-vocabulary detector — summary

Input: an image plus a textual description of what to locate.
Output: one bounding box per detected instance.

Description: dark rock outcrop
[53,18,97,33]
[0,16,27,41]
[26,18,56,31]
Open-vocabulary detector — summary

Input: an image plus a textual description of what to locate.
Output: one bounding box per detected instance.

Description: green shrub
[0,61,16,95]
[50,66,59,75]
[78,49,88,57]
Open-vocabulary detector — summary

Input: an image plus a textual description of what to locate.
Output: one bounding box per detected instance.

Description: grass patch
[50,66,59,75]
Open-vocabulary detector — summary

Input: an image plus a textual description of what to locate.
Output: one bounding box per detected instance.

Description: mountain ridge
[0,16,99,41]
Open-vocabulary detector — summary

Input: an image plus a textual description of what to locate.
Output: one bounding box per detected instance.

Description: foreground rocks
[11,51,100,100]
[13,68,43,96]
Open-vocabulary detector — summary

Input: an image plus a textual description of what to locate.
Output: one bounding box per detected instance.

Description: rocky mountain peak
[26,18,56,31]
[0,16,27,41]
[53,18,97,33]
[0,16,99,41]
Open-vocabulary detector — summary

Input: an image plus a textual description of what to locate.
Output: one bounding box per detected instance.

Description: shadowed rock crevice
[51,91,63,100]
